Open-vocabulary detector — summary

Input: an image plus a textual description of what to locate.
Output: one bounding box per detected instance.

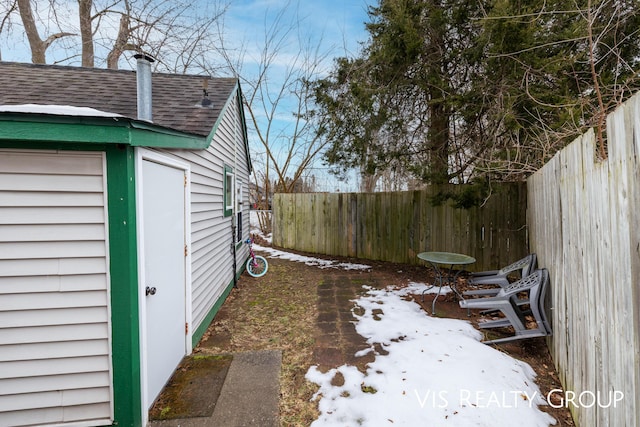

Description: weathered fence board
[528,93,640,426]
[272,183,528,272]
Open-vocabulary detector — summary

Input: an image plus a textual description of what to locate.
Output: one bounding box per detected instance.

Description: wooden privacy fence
[272,183,527,272]
[528,93,640,426]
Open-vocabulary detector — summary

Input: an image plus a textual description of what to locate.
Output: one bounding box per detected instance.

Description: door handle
[146,286,157,296]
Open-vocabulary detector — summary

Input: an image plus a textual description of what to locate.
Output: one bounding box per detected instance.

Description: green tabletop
[417,251,476,265]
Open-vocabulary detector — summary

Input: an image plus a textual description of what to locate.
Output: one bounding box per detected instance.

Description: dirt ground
[194,243,575,427]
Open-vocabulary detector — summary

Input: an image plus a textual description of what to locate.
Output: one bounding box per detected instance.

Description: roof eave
[205,82,253,172]
[0,112,208,149]
[129,120,208,149]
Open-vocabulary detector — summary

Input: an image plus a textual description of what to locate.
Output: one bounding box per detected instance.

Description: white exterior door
[140,158,187,407]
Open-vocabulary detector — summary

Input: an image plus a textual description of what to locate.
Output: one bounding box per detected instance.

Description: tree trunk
[360,173,378,193]
[17,0,46,63]
[106,14,130,69]
[428,100,450,184]
[78,0,94,67]
[425,0,450,184]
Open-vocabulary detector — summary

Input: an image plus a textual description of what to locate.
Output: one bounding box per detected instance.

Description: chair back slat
[497,254,537,277]
[502,269,542,294]
[462,267,552,344]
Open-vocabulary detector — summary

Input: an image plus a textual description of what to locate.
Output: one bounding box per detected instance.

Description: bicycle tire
[246,255,268,278]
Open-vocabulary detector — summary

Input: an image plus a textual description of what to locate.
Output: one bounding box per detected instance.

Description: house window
[224,166,234,217]
[236,180,243,242]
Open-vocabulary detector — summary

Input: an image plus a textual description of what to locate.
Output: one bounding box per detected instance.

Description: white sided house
[0,59,252,427]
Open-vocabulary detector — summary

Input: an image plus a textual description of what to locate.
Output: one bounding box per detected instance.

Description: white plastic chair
[459,268,551,344]
[463,253,537,297]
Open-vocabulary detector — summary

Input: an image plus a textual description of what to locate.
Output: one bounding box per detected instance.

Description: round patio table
[417,251,476,315]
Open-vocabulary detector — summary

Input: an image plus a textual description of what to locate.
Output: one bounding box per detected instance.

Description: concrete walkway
[148,350,281,427]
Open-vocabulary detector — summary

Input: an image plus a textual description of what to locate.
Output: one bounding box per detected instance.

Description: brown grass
[196,258,320,426]
[196,252,574,427]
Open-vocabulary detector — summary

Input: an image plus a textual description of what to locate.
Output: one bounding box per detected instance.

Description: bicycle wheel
[246,255,269,278]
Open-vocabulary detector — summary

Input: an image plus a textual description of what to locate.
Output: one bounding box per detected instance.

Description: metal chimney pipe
[134,54,154,122]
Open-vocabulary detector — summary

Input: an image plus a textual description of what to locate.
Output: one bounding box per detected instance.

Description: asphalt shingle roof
[0,61,239,137]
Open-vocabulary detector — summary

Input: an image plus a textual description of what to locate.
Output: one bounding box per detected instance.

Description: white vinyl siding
[153,91,251,332]
[0,150,113,427]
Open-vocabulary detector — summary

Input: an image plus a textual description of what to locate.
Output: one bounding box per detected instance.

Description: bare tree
[0,1,17,49]
[213,1,334,202]
[78,0,93,66]
[101,0,228,71]
[106,9,132,69]
[3,0,228,70]
[15,0,74,63]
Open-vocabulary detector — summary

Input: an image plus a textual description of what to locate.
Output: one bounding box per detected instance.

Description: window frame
[223,165,234,217]
[236,179,243,242]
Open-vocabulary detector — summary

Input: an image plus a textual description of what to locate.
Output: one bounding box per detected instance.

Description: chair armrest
[467,275,510,287]
[459,297,510,309]
[469,269,499,277]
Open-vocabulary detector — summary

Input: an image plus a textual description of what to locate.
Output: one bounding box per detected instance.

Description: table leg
[421,273,437,305]
[448,267,466,300]
[432,264,443,315]
[449,266,471,317]
[427,263,467,316]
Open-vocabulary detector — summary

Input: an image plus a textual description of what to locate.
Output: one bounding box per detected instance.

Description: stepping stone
[148,350,281,427]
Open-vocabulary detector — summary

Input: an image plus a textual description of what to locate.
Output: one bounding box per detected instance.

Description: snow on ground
[249,209,555,426]
[306,282,556,427]
[253,243,371,271]
[249,210,272,244]
[249,210,370,270]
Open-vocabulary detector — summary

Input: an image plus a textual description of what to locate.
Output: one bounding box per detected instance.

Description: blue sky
[220,0,375,191]
[1,0,375,191]
[228,0,373,59]
[1,0,374,68]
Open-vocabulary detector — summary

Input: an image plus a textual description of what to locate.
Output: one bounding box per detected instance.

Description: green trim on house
[1,108,253,426]
[0,114,207,149]
[206,83,253,173]
[0,139,107,151]
[191,280,234,347]
[0,139,144,426]
[0,118,131,144]
[128,122,207,148]
[191,258,248,347]
[106,145,143,427]
[235,85,253,173]
[207,83,239,145]
[223,165,234,218]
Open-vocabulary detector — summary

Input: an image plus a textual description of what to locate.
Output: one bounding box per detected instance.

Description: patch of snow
[404,281,452,295]
[0,104,122,117]
[244,212,554,425]
[249,210,272,244]
[253,244,371,271]
[248,210,370,271]
[306,284,556,427]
